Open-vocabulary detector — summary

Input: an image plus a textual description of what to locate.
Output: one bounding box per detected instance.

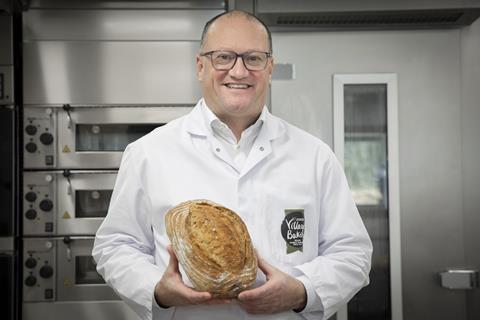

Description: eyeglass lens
[211,51,269,71]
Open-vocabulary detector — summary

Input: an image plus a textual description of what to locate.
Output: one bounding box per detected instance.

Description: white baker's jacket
[93,99,372,320]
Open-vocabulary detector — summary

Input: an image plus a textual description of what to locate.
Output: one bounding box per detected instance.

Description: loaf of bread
[165,199,257,298]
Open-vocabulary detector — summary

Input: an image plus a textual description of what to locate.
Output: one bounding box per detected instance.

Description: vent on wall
[258,9,480,30]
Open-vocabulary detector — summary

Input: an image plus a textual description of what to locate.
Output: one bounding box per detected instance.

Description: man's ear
[196,55,204,81]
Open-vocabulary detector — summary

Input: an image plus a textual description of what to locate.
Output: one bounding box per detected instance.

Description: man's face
[196,16,273,123]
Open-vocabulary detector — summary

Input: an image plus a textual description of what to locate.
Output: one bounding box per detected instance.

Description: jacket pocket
[262,194,317,267]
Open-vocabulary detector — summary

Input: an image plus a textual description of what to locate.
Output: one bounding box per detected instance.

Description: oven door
[57,171,116,236]
[23,237,118,302]
[57,237,118,301]
[57,106,192,169]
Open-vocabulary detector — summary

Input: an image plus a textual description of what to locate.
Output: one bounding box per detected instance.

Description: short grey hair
[200,10,273,54]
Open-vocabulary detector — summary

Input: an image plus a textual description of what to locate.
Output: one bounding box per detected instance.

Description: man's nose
[229,56,249,78]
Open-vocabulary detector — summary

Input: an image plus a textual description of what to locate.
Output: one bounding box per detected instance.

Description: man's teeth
[225,84,250,89]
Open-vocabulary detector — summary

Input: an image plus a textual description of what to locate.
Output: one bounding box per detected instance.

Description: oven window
[75,123,161,152]
[75,190,113,218]
[75,256,104,284]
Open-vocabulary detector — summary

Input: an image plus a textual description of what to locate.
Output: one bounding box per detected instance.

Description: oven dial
[25,257,37,269]
[40,132,54,145]
[25,209,37,220]
[39,265,54,279]
[25,142,37,153]
[39,199,53,212]
[25,191,37,202]
[25,125,37,136]
[25,275,37,287]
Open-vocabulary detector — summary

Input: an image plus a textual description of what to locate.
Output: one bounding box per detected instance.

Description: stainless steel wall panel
[28,0,225,10]
[22,301,140,320]
[23,41,202,105]
[23,10,223,41]
[256,0,480,13]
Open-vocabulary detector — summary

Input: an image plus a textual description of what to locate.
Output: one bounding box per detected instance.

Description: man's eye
[246,55,263,64]
[216,54,234,61]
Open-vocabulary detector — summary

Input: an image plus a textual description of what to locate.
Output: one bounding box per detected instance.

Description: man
[93,10,372,320]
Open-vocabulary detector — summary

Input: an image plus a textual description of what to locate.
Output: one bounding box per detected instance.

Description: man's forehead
[205,15,268,45]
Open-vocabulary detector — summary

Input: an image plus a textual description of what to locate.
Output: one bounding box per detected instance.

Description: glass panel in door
[75,256,104,284]
[343,84,391,320]
[75,190,113,218]
[76,123,161,151]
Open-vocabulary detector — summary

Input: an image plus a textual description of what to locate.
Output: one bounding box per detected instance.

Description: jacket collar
[184,98,285,142]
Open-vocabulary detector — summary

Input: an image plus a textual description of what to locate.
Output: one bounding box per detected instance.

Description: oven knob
[39,265,54,279]
[25,142,37,153]
[39,199,53,212]
[25,209,37,220]
[25,275,37,287]
[40,132,54,145]
[25,257,37,269]
[25,191,37,202]
[25,125,37,136]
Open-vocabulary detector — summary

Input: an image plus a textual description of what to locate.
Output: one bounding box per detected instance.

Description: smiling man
[196,12,273,140]
[93,10,372,320]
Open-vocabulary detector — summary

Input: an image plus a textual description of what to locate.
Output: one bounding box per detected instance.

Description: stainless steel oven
[23,237,117,302]
[23,170,117,236]
[23,105,192,169]
[22,237,139,320]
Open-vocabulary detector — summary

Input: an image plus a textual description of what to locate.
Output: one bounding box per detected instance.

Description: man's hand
[237,255,307,314]
[154,245,230,308]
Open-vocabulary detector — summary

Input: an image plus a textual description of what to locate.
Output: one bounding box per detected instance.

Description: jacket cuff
[152,293,176,319]
[295,275,324,313]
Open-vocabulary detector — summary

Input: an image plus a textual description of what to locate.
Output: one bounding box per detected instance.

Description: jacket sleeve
[295,148,373,320]
[92,143,168,320]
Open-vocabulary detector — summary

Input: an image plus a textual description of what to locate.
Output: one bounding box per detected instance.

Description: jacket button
[259,146,264,151]
[215,148,221,152]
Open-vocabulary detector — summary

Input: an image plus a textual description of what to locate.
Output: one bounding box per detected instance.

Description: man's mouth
[224,83,252,89]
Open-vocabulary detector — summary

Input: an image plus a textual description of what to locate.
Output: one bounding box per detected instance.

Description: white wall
[271,22,478,319]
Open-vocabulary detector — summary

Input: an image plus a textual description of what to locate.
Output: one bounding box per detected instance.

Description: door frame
[333,73,402,320]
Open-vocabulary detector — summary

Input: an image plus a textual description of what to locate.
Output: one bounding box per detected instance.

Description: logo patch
[281,209,304,254]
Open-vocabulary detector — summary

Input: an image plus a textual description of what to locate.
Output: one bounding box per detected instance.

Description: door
[333,74,402,320]
[57,171,116,235]
[271,27,480,319]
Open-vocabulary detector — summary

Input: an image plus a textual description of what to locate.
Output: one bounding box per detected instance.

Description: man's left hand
[237,255,307,314]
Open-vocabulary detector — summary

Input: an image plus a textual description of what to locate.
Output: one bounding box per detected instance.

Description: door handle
[440,269,479,289]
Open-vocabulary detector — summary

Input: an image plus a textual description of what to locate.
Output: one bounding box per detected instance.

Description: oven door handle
[63,169,73,196]
[63,104,73,130]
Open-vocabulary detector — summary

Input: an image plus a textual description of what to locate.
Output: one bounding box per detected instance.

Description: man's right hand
[154,245,231,308]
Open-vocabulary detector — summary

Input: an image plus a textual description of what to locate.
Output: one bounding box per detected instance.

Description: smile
[224,83,252,89]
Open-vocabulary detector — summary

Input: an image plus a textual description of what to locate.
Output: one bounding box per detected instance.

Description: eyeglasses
[200,50,272,71]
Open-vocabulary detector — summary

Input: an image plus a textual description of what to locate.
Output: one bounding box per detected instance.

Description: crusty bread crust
[165,200,257,298]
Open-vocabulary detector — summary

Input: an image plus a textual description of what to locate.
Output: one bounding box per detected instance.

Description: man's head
[196,11,273,126]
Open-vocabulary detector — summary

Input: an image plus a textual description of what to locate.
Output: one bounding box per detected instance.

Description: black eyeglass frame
[200,50,272,71]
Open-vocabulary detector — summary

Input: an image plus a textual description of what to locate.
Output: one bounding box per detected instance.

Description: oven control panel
[23,172,56,235]
[24,107,56,168]
[23,238,56,302]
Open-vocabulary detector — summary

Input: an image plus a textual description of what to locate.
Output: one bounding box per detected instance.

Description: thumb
[166,244,180,273]
[256,252,275,278]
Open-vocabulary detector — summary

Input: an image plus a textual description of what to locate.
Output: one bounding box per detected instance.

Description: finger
[256,254,275,277]
[177,286,212,304]
[237,282,272,301]
[203,298,232,305]
[166,244,179,273]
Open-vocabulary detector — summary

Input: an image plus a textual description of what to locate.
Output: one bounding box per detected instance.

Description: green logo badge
[281,209,304,254]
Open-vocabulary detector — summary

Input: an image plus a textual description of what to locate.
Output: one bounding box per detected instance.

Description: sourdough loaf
[165,200,257,298]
